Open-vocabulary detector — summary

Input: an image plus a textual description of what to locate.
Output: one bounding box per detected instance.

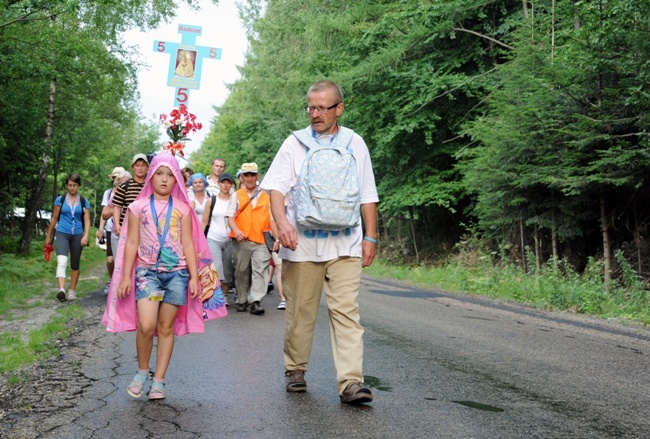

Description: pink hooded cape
[102,152,227,335]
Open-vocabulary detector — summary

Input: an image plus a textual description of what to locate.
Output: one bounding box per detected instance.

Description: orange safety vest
[229,188,271,244]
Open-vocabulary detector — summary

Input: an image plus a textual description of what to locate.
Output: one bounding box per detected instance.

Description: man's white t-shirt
[260,127,378,262]
[206,176,220,194]
[101,188,114,232]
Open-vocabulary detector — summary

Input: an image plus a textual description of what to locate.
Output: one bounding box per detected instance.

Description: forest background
[1,0,649,322]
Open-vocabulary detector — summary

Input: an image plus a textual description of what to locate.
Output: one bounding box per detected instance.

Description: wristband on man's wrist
[363,236,377,244]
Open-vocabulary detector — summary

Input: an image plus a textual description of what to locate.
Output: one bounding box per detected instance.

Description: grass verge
[364,256,650,326]
[0,233,107,376]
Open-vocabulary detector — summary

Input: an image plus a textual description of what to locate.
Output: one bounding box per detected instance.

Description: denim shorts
[135,267,189,305]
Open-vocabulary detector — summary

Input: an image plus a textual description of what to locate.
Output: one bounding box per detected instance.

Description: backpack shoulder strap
[80,195,90,231]
[209,195,216,218]
[292,127,319,150]
[204,195,217,236]
[336,126,355,150]
[292,125,355,151]
[52,195,64,223]
[118,178,131,194]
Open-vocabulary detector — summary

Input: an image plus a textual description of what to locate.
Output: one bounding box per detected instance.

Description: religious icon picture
[174,49,197,79]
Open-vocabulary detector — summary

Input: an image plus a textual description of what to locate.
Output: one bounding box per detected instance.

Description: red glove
[43,244,53,262]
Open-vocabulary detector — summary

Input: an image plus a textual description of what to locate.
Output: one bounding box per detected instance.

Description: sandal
[67,292,76,301]
[149,380,166,400]
[56,290,66,302]
[127,370,149,398]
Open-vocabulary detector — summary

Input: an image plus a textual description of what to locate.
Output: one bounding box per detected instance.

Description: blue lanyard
[150,195,173,271]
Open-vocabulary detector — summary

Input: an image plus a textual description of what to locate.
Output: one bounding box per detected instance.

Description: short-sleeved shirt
[55,195,90,236]
[206,175,221,194]
[260,128,378,262]
[188,191,210,218]
[112,178,145,226]
[128,196,191,272]
[101,188,115,232]
[207,196,232,242]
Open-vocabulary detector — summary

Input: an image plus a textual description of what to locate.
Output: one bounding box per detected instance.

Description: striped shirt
[112,178,145,226]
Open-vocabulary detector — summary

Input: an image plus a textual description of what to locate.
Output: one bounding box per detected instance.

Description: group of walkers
[46,80,379,405]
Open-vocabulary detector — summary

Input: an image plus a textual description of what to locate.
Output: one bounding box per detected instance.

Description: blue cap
[189,172,209,187]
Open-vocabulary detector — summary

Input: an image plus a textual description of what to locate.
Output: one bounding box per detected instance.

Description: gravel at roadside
[0,285,110,438]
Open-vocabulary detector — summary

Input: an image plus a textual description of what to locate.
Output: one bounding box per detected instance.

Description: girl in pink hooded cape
[102,152,227,336]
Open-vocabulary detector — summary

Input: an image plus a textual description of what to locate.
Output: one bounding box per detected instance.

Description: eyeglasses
[304,103,341,115]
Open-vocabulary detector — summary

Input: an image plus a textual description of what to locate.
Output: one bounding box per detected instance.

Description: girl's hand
[189,277,199,298]
[81,236,89,247]
[117,279,131,299]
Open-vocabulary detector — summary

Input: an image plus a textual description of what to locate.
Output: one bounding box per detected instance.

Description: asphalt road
[3,276,650,438]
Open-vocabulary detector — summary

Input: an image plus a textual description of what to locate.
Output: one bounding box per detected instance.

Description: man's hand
[361,239,376,268]
[277,220,298,251]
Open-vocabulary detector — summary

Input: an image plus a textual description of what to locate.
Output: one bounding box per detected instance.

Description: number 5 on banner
[175,88,190,107]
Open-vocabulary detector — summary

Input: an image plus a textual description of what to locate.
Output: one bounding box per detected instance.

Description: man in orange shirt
[227,163,278,315]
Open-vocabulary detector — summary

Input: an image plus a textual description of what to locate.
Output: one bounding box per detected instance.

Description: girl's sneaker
[127,370,149,398]
[277,300,286,310]
[149,380,166,400]
[56,290,66,302]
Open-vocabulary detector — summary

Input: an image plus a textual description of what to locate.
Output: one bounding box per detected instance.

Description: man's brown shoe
[285,370,307,392]
[340,381,373,404]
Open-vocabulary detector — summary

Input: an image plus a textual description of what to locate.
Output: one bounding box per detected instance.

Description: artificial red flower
[159,104,203,156]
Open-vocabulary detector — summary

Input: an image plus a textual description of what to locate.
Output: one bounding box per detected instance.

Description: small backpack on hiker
[292,126,361,231]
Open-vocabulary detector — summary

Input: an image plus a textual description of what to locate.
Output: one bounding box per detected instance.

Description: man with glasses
[261,80,379,404]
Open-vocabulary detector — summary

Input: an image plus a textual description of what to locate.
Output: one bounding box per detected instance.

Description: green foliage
[0,231,107,374]
[365,252,649,325]
[0,306,83,374]
[0,0,201,237]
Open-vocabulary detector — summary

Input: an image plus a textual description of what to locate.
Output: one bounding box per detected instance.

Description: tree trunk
[600,196,611,292]
[19,77,56,254]
[634,224,642,274]
[533,225,541,273]
[522,0,529,19]
[409,212,420,265]
[551,225,558,270]
[520,214,527,273]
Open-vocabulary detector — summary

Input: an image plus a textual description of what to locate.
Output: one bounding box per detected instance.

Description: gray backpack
[292,126,361,231]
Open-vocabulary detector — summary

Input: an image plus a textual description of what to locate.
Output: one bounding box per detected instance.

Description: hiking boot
[236,303,248,312]
[340,381,373,404]
[250,301,265,315]
[285,370,307,392]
